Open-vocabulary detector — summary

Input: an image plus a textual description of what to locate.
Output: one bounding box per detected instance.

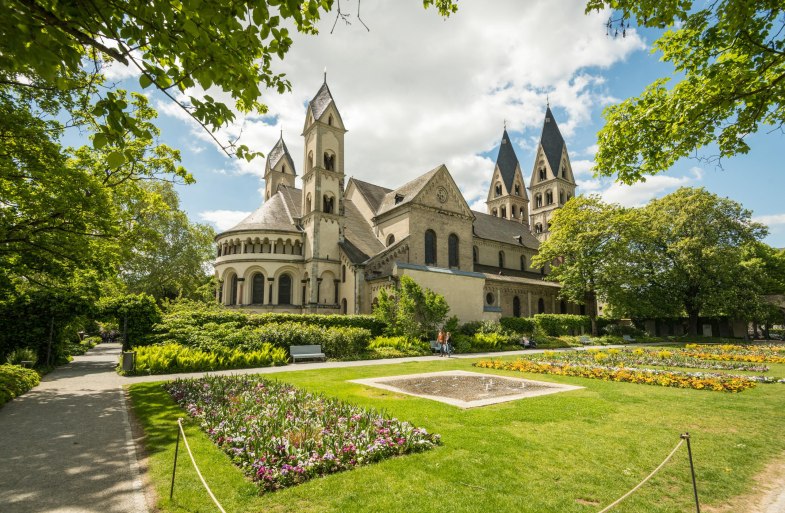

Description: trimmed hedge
[533,314,591,336]
[500,317,536,334]
[0,364,40,407]
[130,343,288,375]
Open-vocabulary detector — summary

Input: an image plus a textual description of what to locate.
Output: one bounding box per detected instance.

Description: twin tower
[484,107,577,241]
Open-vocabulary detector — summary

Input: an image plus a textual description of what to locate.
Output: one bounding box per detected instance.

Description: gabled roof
[540,106,565,177]
[375,165,443,217]
[343,200,385,258]
[495,128,520,192]
[339,239,370,265]
[350,178,392,214]
[472,210,540,249]
[222,193,300,235]
[266,136,296,175]
[309,81,338,121]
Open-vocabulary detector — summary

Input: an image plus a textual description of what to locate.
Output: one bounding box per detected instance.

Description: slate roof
[222,193,300,234]
[267,136,296,174]
[277,185,302,219]
[375,166,443,217]
[472,210,540,249]
[343,200,385,259]
[351,178,392,214]
[309,82,337,121]
[496,128,520,193]
[540,106,565,177]
[339,239,370,265]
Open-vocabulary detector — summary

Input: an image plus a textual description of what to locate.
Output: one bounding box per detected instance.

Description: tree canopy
[586,0,785,183]
[539,187,772,335]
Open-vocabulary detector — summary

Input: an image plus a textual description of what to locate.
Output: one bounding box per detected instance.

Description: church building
[213,79,586,321]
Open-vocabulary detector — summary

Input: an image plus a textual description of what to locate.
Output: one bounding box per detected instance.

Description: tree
[532,196,629,335]
[373,275,449,340]
[118,181,216,301]
[586,1,785,183]
[618,188,767,335]
[2,0,457,158]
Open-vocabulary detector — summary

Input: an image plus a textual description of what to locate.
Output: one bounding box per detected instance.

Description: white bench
[289,344,326,363]
[623,335,637,343]
[579,336,592,345]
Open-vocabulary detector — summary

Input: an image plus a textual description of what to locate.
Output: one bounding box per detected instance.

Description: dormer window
[394,193,404,204]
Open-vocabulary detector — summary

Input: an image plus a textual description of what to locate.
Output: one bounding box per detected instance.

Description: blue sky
[93,0,785,247]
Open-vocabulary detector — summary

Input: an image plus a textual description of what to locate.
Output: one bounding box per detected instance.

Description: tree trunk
[687,310,699,337]
[590,313,598,337]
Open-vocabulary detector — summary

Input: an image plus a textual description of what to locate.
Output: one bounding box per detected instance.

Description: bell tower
[263,133,296,200]
[300,76,347,305]
[485,127,529,227]
[528,106,576,241]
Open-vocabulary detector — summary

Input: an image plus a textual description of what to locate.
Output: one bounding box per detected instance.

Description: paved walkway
[2,342,783,512]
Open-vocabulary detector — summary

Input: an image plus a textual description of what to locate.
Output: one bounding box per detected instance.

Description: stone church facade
[213,79,587,322]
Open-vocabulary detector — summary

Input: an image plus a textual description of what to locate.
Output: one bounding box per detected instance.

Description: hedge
[533,314,591,336]
[0,364,40,407]
[130,343,288,375]
[499,317,536,334]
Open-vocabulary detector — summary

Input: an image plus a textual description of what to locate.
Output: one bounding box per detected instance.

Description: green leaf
[139,74,153,89]
[93,133,108,149]
[107,151,126,168]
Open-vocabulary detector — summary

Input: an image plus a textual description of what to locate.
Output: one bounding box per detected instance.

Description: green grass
[129,356,785,513]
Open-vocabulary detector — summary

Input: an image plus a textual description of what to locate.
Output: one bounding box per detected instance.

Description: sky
[97,0,785,247]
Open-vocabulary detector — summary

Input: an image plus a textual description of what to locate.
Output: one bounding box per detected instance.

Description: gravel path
[2,341,783,512]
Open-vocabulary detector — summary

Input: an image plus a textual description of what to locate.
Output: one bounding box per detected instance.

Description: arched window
[535,223,543,234]
[282,164,286,174]
[512,205,517,219]
[341,265,346,283]
[494,183,502,197]
[386,234,396,246]
[539,168,546,181]
[448,233,459,268]
[323,194,334,213]
[307,151,314,172]
[323,151,335,171]
[562,166,567,178]
[328,114,334,126]
[538,297,545,314]
[216,245,222,257]
[306,193,312,213]
[560,300,567,314]
[498,251,505,268]
[535,194,542,208]
[229,274,238,306]
[559,191,564,204]
[513,296,521,317]
[278,274,292,305]
[424,229,437,265]
[341,298,347,314]
[546,191,554,205]
[501,206,507,218]
[473,246,478,264]
[251,273,265,304]
[514,184,520,196]
[520,255,526,270]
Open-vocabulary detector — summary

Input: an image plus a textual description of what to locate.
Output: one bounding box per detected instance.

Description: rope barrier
[174,418,227,513]
[597,438,685,513]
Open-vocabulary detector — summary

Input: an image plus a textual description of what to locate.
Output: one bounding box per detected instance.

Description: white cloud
[571,159,595,177]
[198,210,251,231]
[154,0,645,198]
[753,213,785,227]
[601,168,703,207]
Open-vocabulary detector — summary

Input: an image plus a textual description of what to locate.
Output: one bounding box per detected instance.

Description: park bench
[579,336,592,345]
[429,340,441,353]
[622,334,637,343]
[289,344,326,363]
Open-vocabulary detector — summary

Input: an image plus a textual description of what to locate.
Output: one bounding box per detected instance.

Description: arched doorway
[229,274,238,306]
[251,273,265,304]
[513,296,521,317]
[278,274,292,305]
[560,300,567,314]
[537,298,545,314]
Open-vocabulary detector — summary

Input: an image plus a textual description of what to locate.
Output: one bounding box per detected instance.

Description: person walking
[437,329,445,357]
[445,331,452,357]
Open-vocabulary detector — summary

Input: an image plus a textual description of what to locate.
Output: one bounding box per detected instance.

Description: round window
[485,292,494,305]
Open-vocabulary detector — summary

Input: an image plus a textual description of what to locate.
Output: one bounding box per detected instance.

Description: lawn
[128,355,785,513]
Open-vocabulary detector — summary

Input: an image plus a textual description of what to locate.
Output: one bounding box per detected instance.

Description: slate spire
[495,128,520,193]
[540,106,565,177]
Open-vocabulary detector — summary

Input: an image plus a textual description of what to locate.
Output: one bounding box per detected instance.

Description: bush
[451,334,473,353]
[534,314,591,336]
[368,336,430,356]
[500,317,536,334]
[459,321,483,336]
[6,347,38,366]
[321,327,373,358]
[0,364,40,407]
[99,293,163,349]
[130,343,288,375]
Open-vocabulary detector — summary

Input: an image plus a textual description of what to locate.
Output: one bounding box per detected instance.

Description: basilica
[213,79,587,321]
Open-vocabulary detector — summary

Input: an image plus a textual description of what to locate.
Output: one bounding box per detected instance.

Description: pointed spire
[540,106,565,177]
[266,133,296,175]
[496,127,520,192]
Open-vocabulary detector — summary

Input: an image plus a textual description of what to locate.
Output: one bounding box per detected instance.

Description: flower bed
[473,359,759,392]
[682,344,785,364]
[164,375,441,491]
[529,348,770,372]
